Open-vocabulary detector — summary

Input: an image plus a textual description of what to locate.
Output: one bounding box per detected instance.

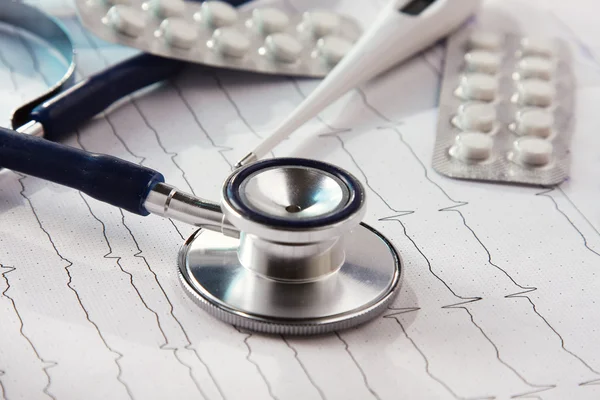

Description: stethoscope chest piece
[178,158,402,335]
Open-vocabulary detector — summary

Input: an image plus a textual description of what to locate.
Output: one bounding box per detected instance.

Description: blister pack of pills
[432,27,574,186]
[74,0,362,77]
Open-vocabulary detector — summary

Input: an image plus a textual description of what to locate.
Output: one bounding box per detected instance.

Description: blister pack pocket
[432,27,574,186]
[74,0,362,77]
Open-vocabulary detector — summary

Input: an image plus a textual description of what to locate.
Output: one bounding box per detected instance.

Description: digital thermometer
[236,0,482,167]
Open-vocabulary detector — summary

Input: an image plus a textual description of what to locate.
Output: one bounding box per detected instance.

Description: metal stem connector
[16,121,45,137]
[234,152,257,169]
[144,183,238,237]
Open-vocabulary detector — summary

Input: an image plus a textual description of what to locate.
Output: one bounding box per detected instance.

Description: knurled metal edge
[178,269,401,335]
[177,224,402,336]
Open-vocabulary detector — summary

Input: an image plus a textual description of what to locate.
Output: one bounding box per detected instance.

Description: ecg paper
[0,0,599,399]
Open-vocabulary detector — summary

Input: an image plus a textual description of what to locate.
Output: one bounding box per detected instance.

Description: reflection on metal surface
[239,165,349,220]
[179,222,402,335]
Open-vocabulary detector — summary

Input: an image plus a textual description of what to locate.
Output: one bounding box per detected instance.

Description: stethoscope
[1,0,479,334]
[1,126,403,335]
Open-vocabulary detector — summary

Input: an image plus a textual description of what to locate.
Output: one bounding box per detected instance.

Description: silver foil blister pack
[74,0,362,77]
[433,27,574,186]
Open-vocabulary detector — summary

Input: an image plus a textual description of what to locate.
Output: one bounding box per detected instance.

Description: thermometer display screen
[399,0,437,15]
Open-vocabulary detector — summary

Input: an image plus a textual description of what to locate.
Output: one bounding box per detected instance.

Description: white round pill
[198,1,238,28]
[317,35,353,65]
[160,18,198,49]
[468,31,503,50]
[451,132,494,161]
[146,0,185,18]
[252,8,290,34]
[512,136,553,166]
[455,102,497,132]
[106,5,146,37]
[211,28,250,57]
[517,56,555,80]
[520,37,556,58]
[516,109,554,138]
[464,51,501,74]
[516,79,555,107]
[265,33,303,63]
[458,74,498,101]
[302,10,341,37]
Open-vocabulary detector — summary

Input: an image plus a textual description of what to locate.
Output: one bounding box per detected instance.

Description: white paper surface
[1,0,599,399]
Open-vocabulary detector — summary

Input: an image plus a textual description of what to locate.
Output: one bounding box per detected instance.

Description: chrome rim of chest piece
[178,158,403,335]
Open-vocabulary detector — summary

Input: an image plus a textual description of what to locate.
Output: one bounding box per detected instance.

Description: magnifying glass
[0,0,247,141]
[0,0,75,129]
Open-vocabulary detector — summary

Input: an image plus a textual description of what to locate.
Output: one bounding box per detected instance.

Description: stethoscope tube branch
[0,126,164,215]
